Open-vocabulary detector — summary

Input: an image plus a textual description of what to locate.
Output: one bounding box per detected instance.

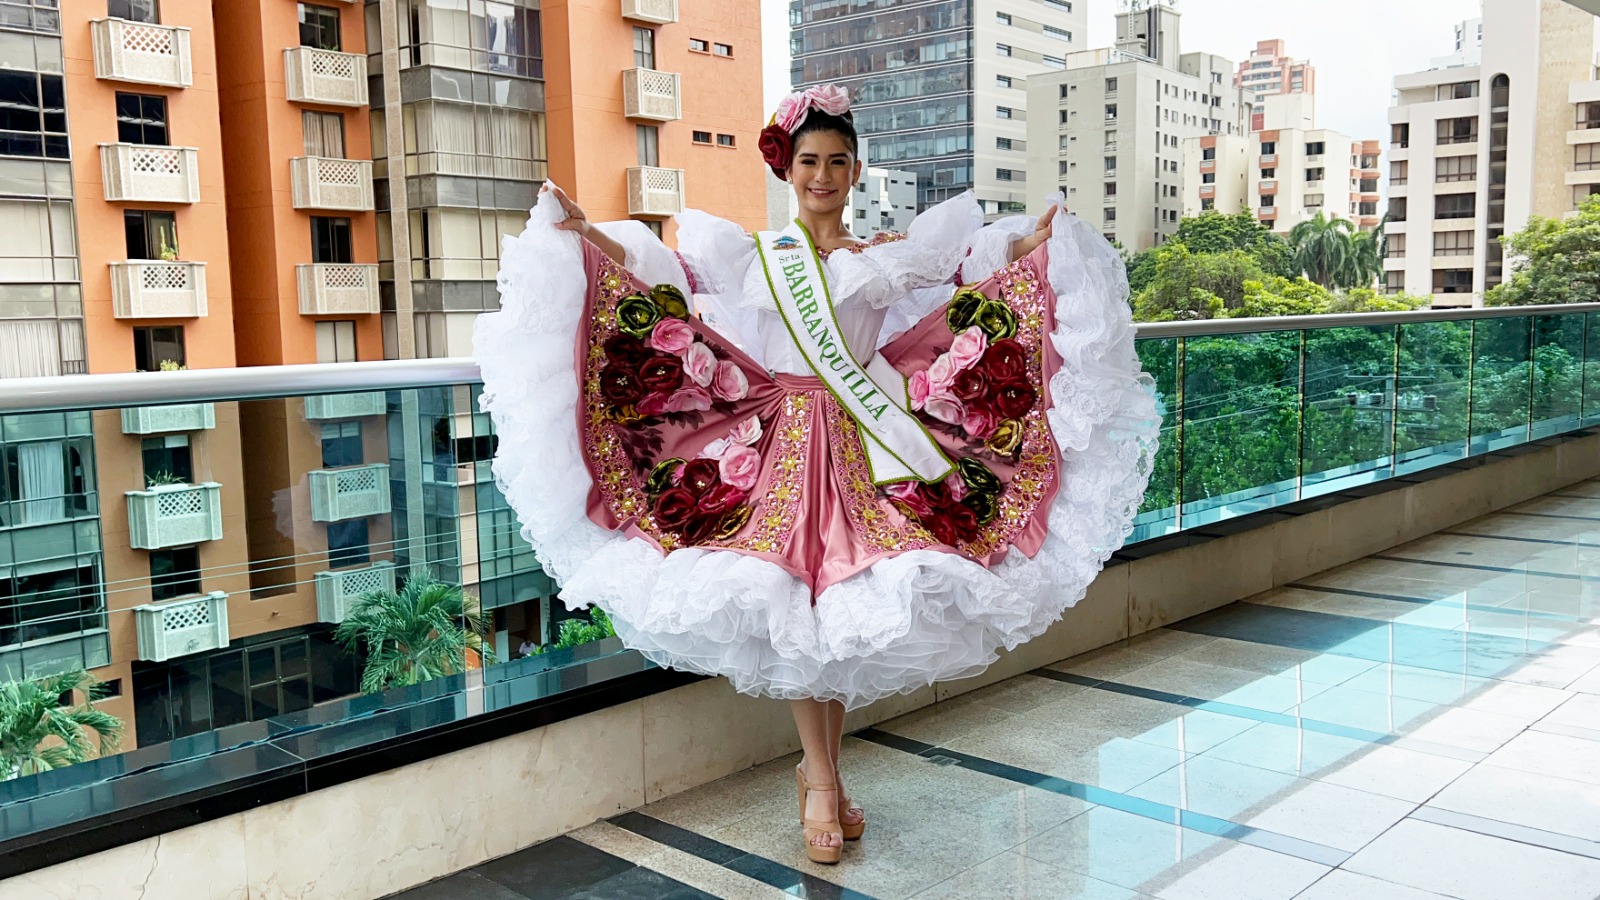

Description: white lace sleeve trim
[831,191,982,310]
[591,219,690,296]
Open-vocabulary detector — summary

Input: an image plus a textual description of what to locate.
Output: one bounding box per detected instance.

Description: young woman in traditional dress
[475,85,1158,865]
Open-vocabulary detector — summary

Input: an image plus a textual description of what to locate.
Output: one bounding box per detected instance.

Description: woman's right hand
[545,184,591,237]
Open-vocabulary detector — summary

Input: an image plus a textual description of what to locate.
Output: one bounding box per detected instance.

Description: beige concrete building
[1184,94,1381,236]
[1234,39,1316,131]
[1025,1,1249,250]
[1385,0,1596,306]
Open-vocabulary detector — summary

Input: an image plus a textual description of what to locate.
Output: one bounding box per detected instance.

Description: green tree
[1170,209,1298,278]
[334,575,493,693]
[1327,287,1430,313]
[0,670,122,780]
[1288,213,1356,289]
[1485,195,1600,306]
[1343,228,1384,290]
[529,608,617,656]
[1132,245,1269,321]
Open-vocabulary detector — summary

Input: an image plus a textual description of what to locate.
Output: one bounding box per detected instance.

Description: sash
[755,220,954,486]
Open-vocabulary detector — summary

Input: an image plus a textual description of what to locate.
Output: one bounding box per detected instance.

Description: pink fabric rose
[885,481,933,518]
[773,84,852,133]
[637,392,670,417]
[949,326,989,371]
[908,370,931,410]
[683,342,716,387]
[927,354,959,393]
[711,360,749,402]
[718,443,761,491]
[665,387,713,413]
[922,393,966,426]
[729,416,763,446]
[700,438,731,460]
[962,406,998,440]
[944,473,969,502]
[649,319,695,356]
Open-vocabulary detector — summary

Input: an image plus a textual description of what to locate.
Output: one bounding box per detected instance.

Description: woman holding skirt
[475,84,1159,864]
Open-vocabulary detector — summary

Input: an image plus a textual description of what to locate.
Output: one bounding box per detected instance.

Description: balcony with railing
[622,68,682,122]
[627,165,686,216]
[126,482,223,550]
[296,263,380,315]
[109,260,207,319]
[100,143,200,203]
[283,47,368,107]
[621,0,679,23]
[290,157,374,211]
[6,304,1600,896]
[120,403,216,435]
[90,18,192,88]
[309,463,391,522]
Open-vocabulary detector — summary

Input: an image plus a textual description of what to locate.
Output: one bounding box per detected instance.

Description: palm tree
[1289,213,1355,289]
[334,574,493,694]
[1344,227,1384,290]
[0,670,123,780]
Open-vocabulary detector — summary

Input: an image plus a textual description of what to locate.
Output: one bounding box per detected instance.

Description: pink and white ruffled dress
[475,188,1159,710]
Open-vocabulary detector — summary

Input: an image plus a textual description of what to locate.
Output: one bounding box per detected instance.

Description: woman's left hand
[1009,204,1061,262]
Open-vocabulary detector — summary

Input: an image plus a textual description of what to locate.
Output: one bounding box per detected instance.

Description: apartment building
[1385,0,1594,306]
[1234,38,1315,130]
[0,0,764,753]
[1025,1,1250,251]
[790,0,1088,216]
[851,164,919,236]
[1184,94,1382,235]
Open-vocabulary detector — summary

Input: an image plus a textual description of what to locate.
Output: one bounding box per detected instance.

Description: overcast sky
[762,0,1491,145]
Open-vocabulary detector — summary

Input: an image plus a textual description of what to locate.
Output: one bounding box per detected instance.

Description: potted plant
[157,235,179,263]
[0,670,123,780]
[334,574,495,694]
[144,470,187,489]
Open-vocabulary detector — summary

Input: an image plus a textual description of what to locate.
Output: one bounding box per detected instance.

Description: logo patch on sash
[771,236,800,250]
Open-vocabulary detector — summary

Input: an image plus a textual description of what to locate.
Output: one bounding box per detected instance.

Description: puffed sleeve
[830,192,984,312]
[673,209,763,347]
[589,219,691,297]
[960,214,1035,285]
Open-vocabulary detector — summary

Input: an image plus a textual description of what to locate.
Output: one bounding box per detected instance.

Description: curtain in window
[0,320,62,378]
[18,441,65,524]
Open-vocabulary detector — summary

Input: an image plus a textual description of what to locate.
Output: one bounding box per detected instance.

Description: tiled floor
[392,481,1600,900]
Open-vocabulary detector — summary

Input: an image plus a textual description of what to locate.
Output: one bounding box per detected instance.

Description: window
[1260,141,1276,155]
[1104,156,1116,172]
[115,93,167,145]
[712,43,732,57]
[0,438,94,529]
[1437,81,1479,101]
[1360,179,1378,192]
[1044,25,1072,41]
[142,435,193,485]
[996,44,1012,57]
[134,326,184,371]
[149,547,200,602]
[1260,195,1275,208]
[1305,167,1325,182]
[1390,161,1409,185]
[1105,104,1117,120]
[1261,168,1276,179]
[327,519,370,567]
[1045,0,1072,9]
[1433,231,1474,256]
[1043,55,1064,70]
[1104,182,1117,197]
[995,106,1014,120]
[310,217,352,264]
[1388,197,1407,222]
[996,12,1012,24]
[314,320,356,363]
[692,130,712,144]
[320,421,362,469]
[996,168,1016,181]
[302,111,344,158]
[0,561,101,647]
[1435,193,1476,219]
[632,26,655,70]
[1391,123,1410,148]
[1577,144,1600,171]
[1433,269,1474,294]
[997,75,1013,89]
[1436,155,1476,182]
[1201,173,1215,184]
[1105,77,1118,94]
[689,38,708,53]
[1305,141,1325,156]
[1200,199,1215,210]
[1436,117,1478,145]
[1385,271,1405,293]
[108,0,159,23]
[996,137,1012,151]
[1579,102,1600,130]
[716,133,735,148]
[1202,146,1216,161]
[1386,234,1406,258]
[297,3,341,51]
[636,124,658,167]
[124,210,177,260]
[1104,208,1116,223]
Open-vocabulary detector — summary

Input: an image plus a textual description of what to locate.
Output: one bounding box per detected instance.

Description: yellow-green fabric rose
[616,293,663,339]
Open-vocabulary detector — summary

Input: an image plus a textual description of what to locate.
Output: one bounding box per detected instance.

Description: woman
[475,85,1158,865]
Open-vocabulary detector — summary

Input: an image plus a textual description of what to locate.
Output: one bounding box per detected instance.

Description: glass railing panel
[1179,330,1303,527]
[1530,312,1587,439]
[1394,319,1472,475]
[1468,315,1534,453]
[1300,324,1397,498]
[1584,311,1600,425]
[1131,337,1179,542]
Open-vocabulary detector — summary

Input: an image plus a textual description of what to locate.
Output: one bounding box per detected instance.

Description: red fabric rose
[653,487,697,528]
[759,124,794,178]
[980,340,1028,383]
[639,355,685,394]
[952,368,989,403]
[947,502,981,539]
[995,378,1038,419]
[599,364,644,405]
[604,335,653,368]
[922,480,955,509]
[696,483,746,517]
[681,512,720,544]
[680,458,721,497]
[926,513,963,547]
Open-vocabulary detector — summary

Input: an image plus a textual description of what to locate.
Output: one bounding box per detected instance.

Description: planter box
[309,463,390,523]
[91,18,192,88]
[120,403,216,435]
[304,392,386,421]
[626,166,685,217]
[297,264,380,315]
[315,561,396,623]
[109,261,207,319]
[126,483,223,550]
[621,0,678,24]
[284,47,368,107]
[623,68,681,122]
[101,143,200,203]
[290,156,374,211]
[134,591,228,662]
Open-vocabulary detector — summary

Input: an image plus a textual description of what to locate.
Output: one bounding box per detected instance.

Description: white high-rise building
[1385,0,1596,307]
[790,0,1087,218]
[1024,1,1249,250]
[851,166,919,236]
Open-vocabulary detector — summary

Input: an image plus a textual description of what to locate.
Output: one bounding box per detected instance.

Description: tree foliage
[1485,195,1600,306]
[334,575,493,693]
[0,670,122,779]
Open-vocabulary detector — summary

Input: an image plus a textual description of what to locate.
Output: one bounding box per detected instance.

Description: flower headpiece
[759,84,853,178]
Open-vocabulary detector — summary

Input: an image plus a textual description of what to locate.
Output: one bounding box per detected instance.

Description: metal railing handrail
[2,303,1598,414]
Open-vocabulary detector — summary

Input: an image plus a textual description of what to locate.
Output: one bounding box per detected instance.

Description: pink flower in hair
[773,85,853,133]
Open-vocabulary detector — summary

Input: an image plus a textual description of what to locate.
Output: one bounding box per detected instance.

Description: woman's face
[789,130,862,219]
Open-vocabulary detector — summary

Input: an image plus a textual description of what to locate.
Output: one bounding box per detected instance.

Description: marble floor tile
[1173,637,1376,685]
[1117,658,1335,714]
[1393,705,1532,754]
[566,821,794,900]
[912,850,1150,900]
[1483,730,1600,786]
[1538,692,1600,731]
[1428,763,1600,843]
[1456,611,1600,649]
[944,715,1191,794]
[1566,662,1600,693]
[1146,843,1328,900]
[876,690,1022,745]
[1496,643,1600,689]
[1203,722,1472,803]
[1124,755,1414,853]
[1343,818,1600,900]
[1048,645,1168,680]
[1121,708,1262,755]
[1291,870,1454,900]
[1120,629,1222,659]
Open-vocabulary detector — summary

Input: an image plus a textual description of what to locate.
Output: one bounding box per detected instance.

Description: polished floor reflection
[395,481,1600,899]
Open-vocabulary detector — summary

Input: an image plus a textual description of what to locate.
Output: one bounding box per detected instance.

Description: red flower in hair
[759,125,794,178]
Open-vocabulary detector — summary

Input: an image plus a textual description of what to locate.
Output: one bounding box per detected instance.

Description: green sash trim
[755,220,954,486]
